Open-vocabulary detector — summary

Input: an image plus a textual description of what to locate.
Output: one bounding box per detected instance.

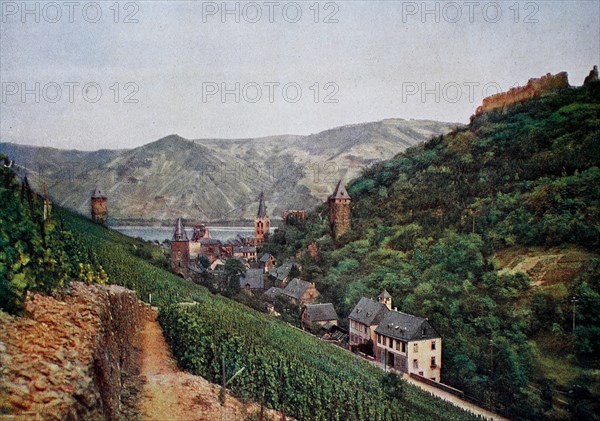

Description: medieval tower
[90,186,108,225]
[254,191,270,246]
[328,180,351,239]
[171,218,190,277]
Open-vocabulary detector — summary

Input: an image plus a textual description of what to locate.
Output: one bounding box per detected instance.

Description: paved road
[400,372,510,421]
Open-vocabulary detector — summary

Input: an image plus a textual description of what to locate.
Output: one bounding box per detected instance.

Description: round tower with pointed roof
[254,191,270,246]
[171,218,190,277]
[328,180,351,239]
[90,185,108,225]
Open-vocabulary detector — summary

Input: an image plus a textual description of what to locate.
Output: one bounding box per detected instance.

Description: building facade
[301,303,338,329]
[348,292,391,353]
[374,312,442,382]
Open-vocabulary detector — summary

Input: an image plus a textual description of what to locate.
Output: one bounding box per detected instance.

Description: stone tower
[171,218,190,277]
[378,290,392,310]
[91,186,108,225]
[254,191,270,246]
[328,180,351,239]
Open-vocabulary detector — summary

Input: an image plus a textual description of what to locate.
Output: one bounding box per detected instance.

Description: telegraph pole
[489,339,494,412]
[489,339,494,378]
[571,296,579,334]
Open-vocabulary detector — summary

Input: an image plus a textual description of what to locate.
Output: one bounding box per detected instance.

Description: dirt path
[138,311,279,421]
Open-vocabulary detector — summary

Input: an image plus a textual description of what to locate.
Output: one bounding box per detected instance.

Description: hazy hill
[0,118,457,223]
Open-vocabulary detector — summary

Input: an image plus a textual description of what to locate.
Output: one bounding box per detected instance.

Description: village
[94,180,445,385]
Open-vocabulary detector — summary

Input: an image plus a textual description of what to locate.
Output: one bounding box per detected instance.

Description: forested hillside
[263,82,600,420]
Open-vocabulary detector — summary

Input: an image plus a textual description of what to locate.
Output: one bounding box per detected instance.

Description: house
[258,253,276,273]
[239,268,264,292]
[263,286,283,300]
[281,278,319,305]
[233,245,257,262]
[208,258,225,272]
[301,303,338,329]
[374,311,442,382]
[269,260,299,286]
[319,323,349,346]
[348,292,391,354]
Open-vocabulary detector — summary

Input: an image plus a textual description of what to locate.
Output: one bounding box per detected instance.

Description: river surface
[113,226,259,243]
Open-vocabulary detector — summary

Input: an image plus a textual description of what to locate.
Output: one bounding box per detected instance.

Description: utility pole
[489,339,494,377]
[571,296,579,333]
[489,339,494,412]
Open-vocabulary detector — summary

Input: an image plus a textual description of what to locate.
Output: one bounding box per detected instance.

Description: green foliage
[224,258,245,296]
[45,204,486,420]
[55,206,203,307]
[0,156,107,313]
[263,84,600,419]
[197,254,211,269]
[159,304,482,421]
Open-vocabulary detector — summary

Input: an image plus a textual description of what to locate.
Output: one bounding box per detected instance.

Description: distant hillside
[0,119,457,223]
[264,80,600,420]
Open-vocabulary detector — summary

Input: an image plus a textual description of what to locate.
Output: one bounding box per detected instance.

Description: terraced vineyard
[58,208,482,420]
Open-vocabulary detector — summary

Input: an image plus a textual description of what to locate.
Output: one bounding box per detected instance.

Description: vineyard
[56,208,482,420]
[56,208,202,307]
[159,303,484,421]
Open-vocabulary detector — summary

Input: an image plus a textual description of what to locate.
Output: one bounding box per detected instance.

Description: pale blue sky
[1,0,598,150]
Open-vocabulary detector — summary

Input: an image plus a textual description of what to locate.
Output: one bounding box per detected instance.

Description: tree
[198,254,211,269]
[224,259,245,296]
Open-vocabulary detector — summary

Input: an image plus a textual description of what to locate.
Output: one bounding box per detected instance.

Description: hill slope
[1,161,480,420]
[0,118,457,223]
[264,81,600,420]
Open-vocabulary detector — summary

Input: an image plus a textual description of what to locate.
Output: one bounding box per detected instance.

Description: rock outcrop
[0,283,149,420]
[475,72,570,115]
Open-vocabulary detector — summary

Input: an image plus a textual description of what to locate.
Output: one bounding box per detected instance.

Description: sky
[0,0,599,150]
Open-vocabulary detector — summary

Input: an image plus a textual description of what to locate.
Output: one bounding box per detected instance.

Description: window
[421,327,426,336]
[377,334,381,344]
[431,340,436,350]
[395,341,400,351]
[413,359,418,369]
[388,337,393,348]
[401,342,406,353]
[413,343,418,353]
[431,357,437,367]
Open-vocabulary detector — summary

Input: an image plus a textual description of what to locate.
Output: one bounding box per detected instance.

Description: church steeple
[257,191,267,218]
[172,217,189,241]
[171,218,190,278]
[254,191,270,246]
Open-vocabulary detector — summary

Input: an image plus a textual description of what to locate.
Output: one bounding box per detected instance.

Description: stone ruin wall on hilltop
[476,72,570,115]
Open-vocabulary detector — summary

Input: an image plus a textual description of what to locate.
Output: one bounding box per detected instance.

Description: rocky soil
[0,283,147,420]
[1,283,287,420]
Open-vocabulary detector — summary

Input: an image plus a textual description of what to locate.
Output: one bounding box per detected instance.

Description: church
[170,191,270,277]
